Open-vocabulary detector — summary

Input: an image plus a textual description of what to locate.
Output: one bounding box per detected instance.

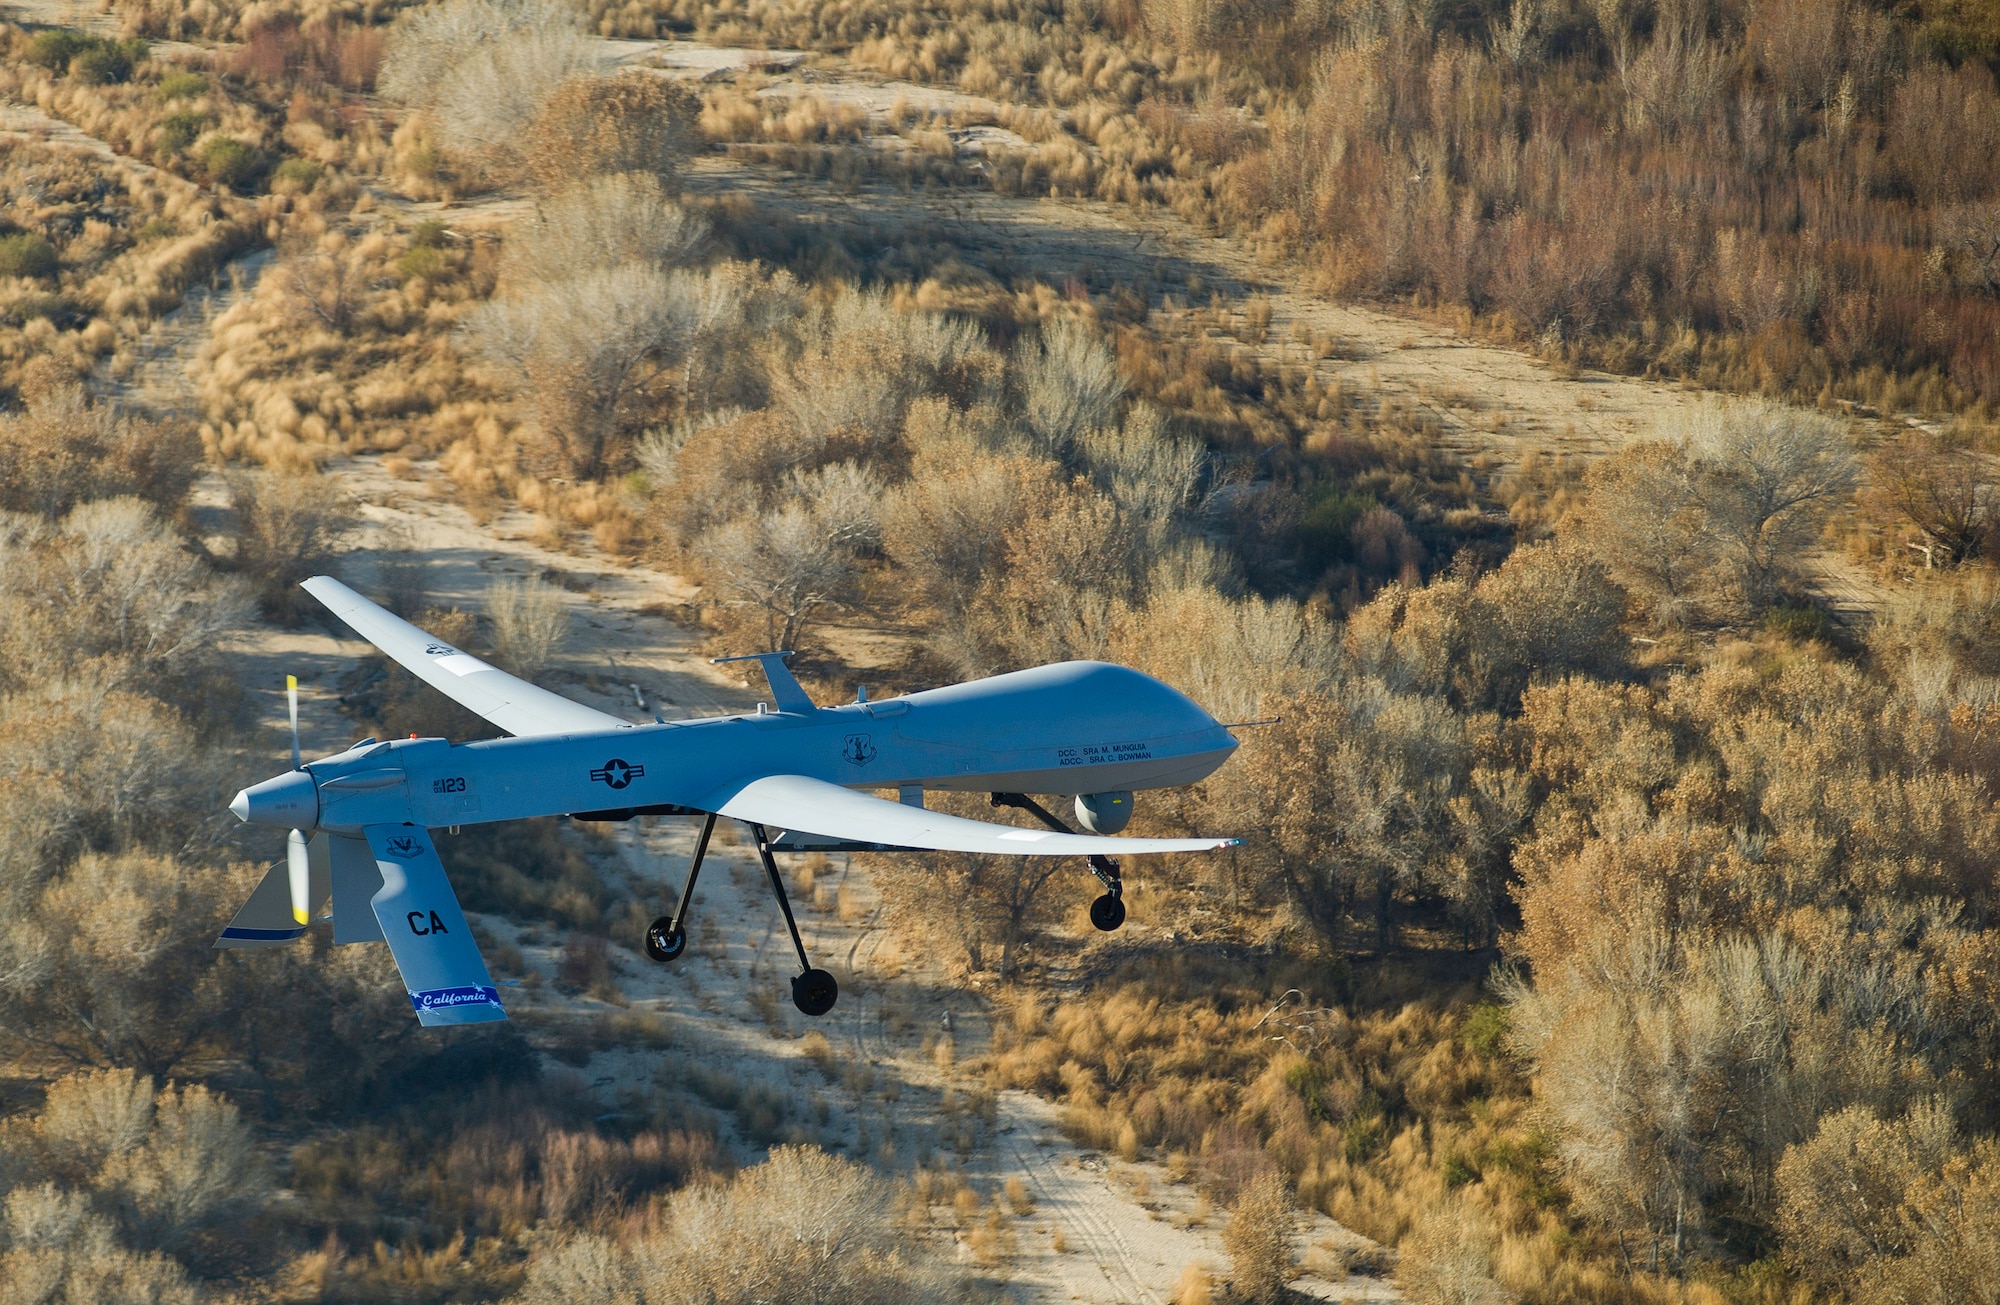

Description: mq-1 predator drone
[226,577,1242,1025]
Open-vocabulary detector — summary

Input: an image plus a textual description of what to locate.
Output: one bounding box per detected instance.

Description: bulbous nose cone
[230,770,319,829]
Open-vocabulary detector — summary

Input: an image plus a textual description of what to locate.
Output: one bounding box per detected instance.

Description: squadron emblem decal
[590,758,644,789]
[384,834,425,860]
[842,733,876,767]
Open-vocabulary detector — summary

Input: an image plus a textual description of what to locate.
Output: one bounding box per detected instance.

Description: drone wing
[714,774,1238,856]
[302,576,627,738]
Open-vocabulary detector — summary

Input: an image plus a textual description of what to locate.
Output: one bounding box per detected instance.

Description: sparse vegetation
[5,2,2000,1303]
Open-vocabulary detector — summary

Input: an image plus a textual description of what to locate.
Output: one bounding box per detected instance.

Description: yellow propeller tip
[286,674,298,690]
[292,908,309,925]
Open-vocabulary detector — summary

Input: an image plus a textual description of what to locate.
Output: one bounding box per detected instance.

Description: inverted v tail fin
[215,833,330,947]
[360,823,506,1026]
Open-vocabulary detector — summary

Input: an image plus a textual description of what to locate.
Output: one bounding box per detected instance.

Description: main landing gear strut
[644,814,839,1018]
[990,792,1125,932]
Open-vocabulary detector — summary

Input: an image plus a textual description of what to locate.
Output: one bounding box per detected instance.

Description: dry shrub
[1223,1170,1296,1303]
[1397,1196,1506,1305]
[1576,398,1857,626]
[1169,1260,1212,1305]
[485,574,571,678]
[501,174,708,288]
[225,468,351,617]
[0,375,198,519]
[465,263,698,479]
[115,0,417,43]
[0,496,249,700]
[522,71,700,196]
[515,1145,956,1304]
[0,133,255,392]
[378,0,596,182]
[0,1183,198,1305]
[200,223,497,467]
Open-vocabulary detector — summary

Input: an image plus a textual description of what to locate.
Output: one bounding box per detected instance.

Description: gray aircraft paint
[226,577,1242,1023]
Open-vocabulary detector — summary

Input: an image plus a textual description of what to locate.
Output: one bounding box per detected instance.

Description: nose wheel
[991,792,1127,932]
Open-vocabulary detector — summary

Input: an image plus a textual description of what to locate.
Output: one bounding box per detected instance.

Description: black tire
[644,917,686,963]
[1089,893,1126,932]
[792,968,839,1017]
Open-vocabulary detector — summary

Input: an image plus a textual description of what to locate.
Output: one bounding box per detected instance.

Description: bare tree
[1016,316,1124,460]
[379,0,596,175]
[696,503,861,653]
[1580,398,1856,622]
[279,235,365,334]
[466,265,701,478]
[226,469,351,619]
[1871,427,1996,568]
[1677,397,1859,610]
[1578,440,1723,627]
[502,174,709,288]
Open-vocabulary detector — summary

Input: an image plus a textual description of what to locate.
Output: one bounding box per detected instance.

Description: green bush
[1298,486,1377,567]
[5,291,63,324]
[411,218,449,249]
[71,44,132,85]
[197,136,259,190]
[25,32,145,83]
[155,70,206,99]
[25,30,93,72]
[395,244,446,282]
[270,157,322,193]
[134,217,176,243]
[157,109,206,153]
[1763,603,1830,642]
[1460,1001,1510,1057]
[0,232,59,280]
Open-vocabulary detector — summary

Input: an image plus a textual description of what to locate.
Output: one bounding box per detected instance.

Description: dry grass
[0,133,256,394]
[196,218,502,470]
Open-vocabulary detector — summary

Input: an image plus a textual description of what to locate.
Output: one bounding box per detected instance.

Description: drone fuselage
[235,661,1238,835]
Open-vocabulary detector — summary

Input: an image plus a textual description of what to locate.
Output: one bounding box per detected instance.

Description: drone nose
[231,770,319,829]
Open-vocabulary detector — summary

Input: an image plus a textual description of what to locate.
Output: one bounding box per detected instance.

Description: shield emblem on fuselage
[842,733,876,766]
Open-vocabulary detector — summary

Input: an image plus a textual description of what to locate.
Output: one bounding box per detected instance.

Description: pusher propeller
[285,675,309,924]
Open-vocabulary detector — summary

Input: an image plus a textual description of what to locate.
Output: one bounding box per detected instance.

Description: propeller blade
[287,828,311,925]
[286,674,301,771]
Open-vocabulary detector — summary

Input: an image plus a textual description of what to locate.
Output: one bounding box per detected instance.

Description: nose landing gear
[989,792,1126,932]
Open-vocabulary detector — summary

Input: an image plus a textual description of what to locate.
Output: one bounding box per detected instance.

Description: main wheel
[1089,893,1126,932]
[792,968,839,1017]
[644,917,686,963]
